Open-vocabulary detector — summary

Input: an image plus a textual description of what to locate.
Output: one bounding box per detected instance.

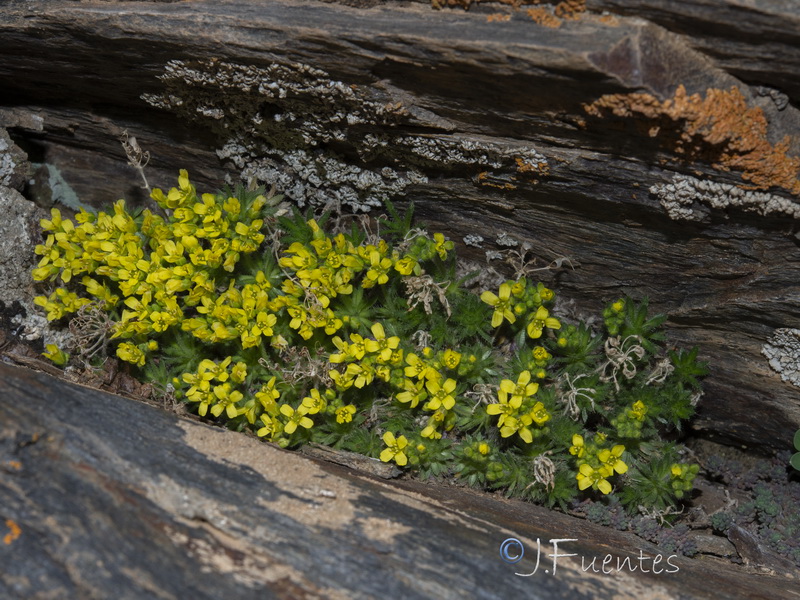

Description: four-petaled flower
[568,434,585,458]
[380,432,408,466]
[280,404,314,434]
[486,393,522,428]
[481,283,516,328]
[335,405,357,424]
[526,305,561,339]
[529,401,550,426]
[301,388,326,414]
[441,349,461,370]
[499,370,539,405]
[425,378,457,411]
[577,463,613,494]
[598,445,628,475]
[365,322,400,362]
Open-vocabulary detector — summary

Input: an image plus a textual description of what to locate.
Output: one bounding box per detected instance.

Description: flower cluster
[570,433,628,495]
[481,280,560,340]
[32,171,706,515]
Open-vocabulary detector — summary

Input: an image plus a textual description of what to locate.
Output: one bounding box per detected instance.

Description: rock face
[0,0,799,448]
[2,363,798,599]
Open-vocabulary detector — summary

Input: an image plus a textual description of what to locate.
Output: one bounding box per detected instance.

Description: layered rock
[0,0,798,448]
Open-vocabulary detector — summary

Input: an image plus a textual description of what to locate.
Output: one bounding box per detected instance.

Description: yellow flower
[536,283,555,302]
[486,393,522,429]
[230,362,247,384]
[569,434,585,458]
[280,404,314,434]
[421,424,442,440]
[393,253,417,276]
[380,432,408,466]
[424,378,457,411]
[210,383,244,419]
[531,346,551,362]
[499,415,534,444]
[577,463,613,494]
[255,377,280,413]
[116,342,146,367]
[526,305,561,339]
[433,232,453,259]
[335,405,357,424]
[498,370,538,405]
[478,442,490,456]
[396,378,427,409]
[441,349,461,370]
[529,401,550,426]
[629,400,647,421]
[510,279,526,298]
[364,322,400,362]
[301,389,326,415]
[481,283,515,328]
[42,344,69,366]
[363,251,393,288]
[598,445,628,475]
[257,414,281,439]
[151,169,196,209]
[404,352,438,381]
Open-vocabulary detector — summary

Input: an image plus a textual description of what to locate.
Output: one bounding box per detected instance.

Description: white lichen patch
[462,234,484,247]
[143,59,548,212]
[762,328,800,387]
[217,142,425,212]
[0,128,29,190]
[650,174,800,221]
[0,134,14,187]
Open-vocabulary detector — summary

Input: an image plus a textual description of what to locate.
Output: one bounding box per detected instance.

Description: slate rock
[0,0,799,450]
[1,363,797,599]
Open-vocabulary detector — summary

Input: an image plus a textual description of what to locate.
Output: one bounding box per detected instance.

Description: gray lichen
[142,59,548,212]
[650,174,800,221]
[762,328,800,387]
[495,232,519,247]
[755,86,790,111]
[0,128,29,191]
[462,234,484,247]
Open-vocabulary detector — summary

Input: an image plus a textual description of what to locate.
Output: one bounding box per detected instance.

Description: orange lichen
[515,156,550,178]
[486,12,512,22]
[477,171,517,190]
[527,7,562,28]
[2,460,22,472]
[3,519,21,545]
[432,0,585,22]
[554,0,585,20]
[584,85,800,194]
[598,14,620,26]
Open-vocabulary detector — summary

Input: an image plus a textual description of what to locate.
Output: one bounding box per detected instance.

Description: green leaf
[794,429,800,452]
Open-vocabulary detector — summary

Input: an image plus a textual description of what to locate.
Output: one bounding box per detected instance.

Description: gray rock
[0,128,29,191]
[0,0,799,449]
[2,362,798,599]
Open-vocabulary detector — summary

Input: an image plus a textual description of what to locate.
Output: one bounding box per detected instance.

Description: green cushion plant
[32,170,707,514]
